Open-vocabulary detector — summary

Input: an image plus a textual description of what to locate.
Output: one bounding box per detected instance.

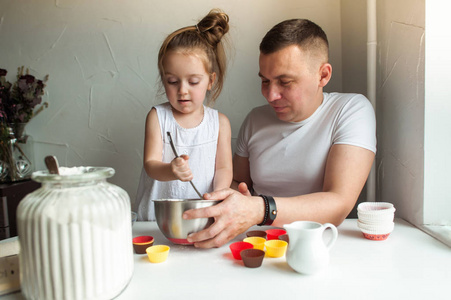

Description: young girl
[135,9,233,221]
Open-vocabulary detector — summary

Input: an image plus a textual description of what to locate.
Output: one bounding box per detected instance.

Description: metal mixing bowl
[152,198,222,245]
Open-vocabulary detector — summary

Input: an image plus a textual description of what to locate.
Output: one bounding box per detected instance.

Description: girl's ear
[318,63,332,88]
[208,72,217,90]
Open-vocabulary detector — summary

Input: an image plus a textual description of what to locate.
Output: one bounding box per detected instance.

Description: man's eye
[261,80,269,85]
[280,80,292,86]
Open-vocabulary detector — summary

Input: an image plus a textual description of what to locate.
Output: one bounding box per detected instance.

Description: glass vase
[17,167,134,300]
[0,123,34,182]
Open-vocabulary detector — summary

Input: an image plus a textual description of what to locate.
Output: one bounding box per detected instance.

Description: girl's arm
[143,108,193,182]
[213,112,233,190]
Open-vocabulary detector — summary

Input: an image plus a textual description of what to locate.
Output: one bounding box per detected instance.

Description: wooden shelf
[0,180,41,239]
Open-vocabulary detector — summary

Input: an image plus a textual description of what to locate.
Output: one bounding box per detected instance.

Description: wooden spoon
[44,155,60,175]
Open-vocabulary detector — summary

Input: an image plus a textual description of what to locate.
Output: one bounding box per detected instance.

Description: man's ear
[208,72,217,90]
[318,63,332,88]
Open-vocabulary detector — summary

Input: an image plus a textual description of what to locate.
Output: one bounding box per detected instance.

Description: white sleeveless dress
[135,102,219,221]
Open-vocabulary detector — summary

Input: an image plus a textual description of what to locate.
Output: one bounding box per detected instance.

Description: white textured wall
[0,0,342,202]
[340,0,368,218]
[376,0,425,223]
[341,0,426,222]
[340,0,367,96]
[424,0,451,225]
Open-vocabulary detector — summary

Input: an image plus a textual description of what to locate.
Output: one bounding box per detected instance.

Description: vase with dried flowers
[0,66,49,182]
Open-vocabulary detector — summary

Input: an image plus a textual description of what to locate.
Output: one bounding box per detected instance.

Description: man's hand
[182,188,264,248]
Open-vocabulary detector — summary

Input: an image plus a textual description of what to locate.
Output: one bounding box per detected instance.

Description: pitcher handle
[322,223,338,250]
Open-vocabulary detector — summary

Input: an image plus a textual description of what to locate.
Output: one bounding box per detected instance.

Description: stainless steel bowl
[152,199,221,245]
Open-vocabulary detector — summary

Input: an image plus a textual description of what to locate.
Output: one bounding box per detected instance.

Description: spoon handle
[166,132,203,199]
[189,181,203,199]
[167,132,179,157]
[44,155,60,175]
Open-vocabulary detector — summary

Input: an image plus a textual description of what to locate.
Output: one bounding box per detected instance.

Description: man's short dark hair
[259,19,329,62]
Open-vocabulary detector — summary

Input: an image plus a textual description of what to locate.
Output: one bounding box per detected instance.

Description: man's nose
[266,84,282,102]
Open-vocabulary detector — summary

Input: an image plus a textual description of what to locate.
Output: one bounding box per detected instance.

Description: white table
[2,219,450,300]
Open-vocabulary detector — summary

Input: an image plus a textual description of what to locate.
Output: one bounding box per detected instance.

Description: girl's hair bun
[197,9,229,47]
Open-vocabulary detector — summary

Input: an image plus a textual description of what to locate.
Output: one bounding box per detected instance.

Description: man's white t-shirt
[235,92,376,197]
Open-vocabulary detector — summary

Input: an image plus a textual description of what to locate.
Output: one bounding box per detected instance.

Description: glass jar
[17,167,133,300]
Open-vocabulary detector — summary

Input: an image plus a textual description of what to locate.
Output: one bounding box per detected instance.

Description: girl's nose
[178,82,188,95]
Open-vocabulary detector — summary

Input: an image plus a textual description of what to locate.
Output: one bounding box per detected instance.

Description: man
[183,19,376,248]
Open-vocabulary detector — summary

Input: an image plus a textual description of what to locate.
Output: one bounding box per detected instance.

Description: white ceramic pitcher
[284,221,338,275]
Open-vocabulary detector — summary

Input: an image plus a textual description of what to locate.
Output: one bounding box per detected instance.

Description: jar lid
[32,166,115,183]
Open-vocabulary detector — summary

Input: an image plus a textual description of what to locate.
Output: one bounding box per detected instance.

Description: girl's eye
[167,80,178,85]
[189,81,199,85]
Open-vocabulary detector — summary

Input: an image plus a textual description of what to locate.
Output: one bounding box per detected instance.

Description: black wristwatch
[257,195,277,226]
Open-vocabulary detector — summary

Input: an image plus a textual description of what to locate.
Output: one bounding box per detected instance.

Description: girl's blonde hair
[157,9,229,104]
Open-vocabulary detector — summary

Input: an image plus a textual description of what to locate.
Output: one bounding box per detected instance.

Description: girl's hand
[171,155,193,182]
[238,182,252,196]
